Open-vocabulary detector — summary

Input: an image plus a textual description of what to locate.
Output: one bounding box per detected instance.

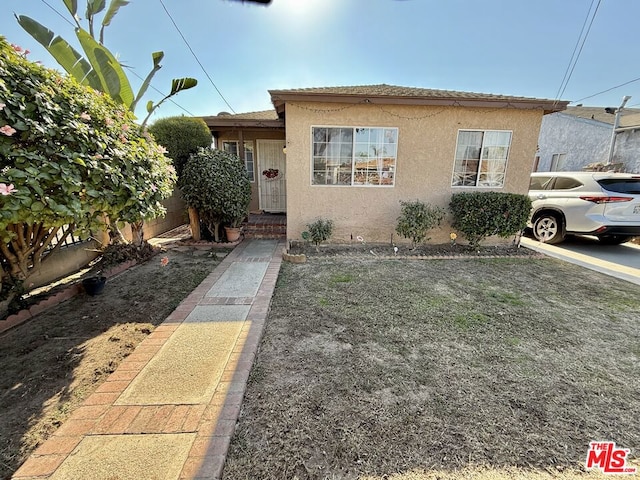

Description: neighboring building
[203,84,565,244]
[536,106,640,173]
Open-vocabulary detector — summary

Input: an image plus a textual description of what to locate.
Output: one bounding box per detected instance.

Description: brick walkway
[13,239,285,480]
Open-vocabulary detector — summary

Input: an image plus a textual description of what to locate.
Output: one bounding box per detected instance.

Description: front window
[452,130,512,187]
[312,126,398,186]
[222,141,255,182]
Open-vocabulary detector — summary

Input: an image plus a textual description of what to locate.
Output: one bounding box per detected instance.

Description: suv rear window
[597,179,640,194]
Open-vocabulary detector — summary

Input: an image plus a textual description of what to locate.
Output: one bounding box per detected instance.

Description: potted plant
[180,148,252,242]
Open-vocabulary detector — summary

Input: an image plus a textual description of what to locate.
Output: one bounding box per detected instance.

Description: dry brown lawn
[223,256,640,480]
[0,247,224,480]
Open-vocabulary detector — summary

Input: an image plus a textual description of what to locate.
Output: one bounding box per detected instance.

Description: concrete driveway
[521,235,640,286]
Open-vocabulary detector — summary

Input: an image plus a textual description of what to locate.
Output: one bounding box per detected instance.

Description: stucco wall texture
[537,112,640,173]
[284,102,543,244]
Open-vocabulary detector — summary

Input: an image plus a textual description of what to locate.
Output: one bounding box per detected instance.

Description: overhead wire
[37,0,195,117]
[571,76,640,104]
[553,0,602,106]
[158,0,236,114]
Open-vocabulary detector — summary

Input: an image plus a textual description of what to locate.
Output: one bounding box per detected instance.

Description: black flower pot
[82,276,106,296]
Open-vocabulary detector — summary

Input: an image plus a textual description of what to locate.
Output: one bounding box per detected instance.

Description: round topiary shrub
[180,148,251,242]
[148,116,212,177]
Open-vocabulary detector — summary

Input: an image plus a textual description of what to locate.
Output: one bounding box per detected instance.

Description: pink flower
[0,103,5,111]
[156,145,167,154]
[122,124,130,132]
[24,49,30,56]
[0,183,16,196]
[105,118,114,126]
[11,44,23,53]
[80,112,91,121]
[160,256,169,267]
[0,125,17,136]
[150,184,158,192]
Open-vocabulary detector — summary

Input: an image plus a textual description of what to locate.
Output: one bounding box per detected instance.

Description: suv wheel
[598,235,632,245]
[533,213,565,244]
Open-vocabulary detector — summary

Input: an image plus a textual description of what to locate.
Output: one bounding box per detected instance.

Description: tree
[16,0,195,244]
[0,38,176,316]
[148,116,212,178]
[180,149,251,242]
[16,1,197,127]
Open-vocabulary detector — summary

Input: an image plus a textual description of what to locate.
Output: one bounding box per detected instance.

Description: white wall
[537,112,640,173]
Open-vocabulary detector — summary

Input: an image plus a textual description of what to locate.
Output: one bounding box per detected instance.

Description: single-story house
[536,106,640,173]
[203,84,566,244]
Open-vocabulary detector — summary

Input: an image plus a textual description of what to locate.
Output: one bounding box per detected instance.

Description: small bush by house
[450,192,531,248]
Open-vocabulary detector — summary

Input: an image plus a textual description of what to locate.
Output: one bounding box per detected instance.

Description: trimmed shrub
[395,200,445,247]
[180,148,251,242]
[449,192,532,248]
[148,116,212,177]
[302,219,334,251]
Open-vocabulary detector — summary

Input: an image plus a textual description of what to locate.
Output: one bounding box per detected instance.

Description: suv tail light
[579,196,633,204]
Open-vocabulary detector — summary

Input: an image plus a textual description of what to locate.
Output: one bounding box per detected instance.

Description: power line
[39,0,76,27]
[553,0,602,105]
[127,69,196,116]
[571,76,640,104]
[37,0,196,118]
[158,0,236,114]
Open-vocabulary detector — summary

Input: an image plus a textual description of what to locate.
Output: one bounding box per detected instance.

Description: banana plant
[16,0,196,121]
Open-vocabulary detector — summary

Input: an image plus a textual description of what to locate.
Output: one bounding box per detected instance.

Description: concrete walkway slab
[205,262,269,298]
[185,305,251,323]
[49,433,195,480]
[240,239,279,257]
[116,321,243,406]
[12,239,286,480]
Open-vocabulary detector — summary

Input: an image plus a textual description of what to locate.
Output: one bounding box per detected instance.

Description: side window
[553,177,582,190]
[529,176,552,190]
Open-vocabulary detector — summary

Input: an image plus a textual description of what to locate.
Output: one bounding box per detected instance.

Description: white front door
[257,140,287,212]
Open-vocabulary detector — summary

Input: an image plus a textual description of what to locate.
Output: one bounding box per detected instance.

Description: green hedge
[450,192,531,248]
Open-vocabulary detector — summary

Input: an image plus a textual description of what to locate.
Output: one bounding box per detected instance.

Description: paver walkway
[13,239,285,480]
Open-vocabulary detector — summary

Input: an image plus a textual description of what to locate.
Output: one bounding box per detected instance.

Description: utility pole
[606,95,631,165]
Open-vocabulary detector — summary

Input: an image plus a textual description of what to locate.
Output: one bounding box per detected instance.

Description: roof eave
[269,91,567,115]
[200,117,284,129]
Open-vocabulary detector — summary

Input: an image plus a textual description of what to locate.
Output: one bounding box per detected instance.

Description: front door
[257,140,287,212]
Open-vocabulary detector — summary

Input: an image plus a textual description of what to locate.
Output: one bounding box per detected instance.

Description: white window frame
[222,140,255,182]
[550,153,567,172]
[451,129,512,188]
[311,126,398,187]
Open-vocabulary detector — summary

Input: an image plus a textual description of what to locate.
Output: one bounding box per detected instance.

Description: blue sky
[3,0,640,123]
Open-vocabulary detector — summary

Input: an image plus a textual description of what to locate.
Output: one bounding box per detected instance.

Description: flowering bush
[0,36,176,313]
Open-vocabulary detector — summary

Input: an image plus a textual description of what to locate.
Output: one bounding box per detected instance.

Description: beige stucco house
[203,85,566,244]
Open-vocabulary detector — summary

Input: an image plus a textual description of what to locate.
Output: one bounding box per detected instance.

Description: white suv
[528,171,640,244]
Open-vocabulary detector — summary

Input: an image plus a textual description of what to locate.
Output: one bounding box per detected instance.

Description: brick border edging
[0,259,137,336]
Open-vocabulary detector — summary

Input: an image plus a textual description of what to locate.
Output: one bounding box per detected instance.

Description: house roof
[269,84,567,115]
[201,110,283,129]
[561,106,640,128]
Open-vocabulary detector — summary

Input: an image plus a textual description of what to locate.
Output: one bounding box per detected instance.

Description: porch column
[238,130,245,162]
